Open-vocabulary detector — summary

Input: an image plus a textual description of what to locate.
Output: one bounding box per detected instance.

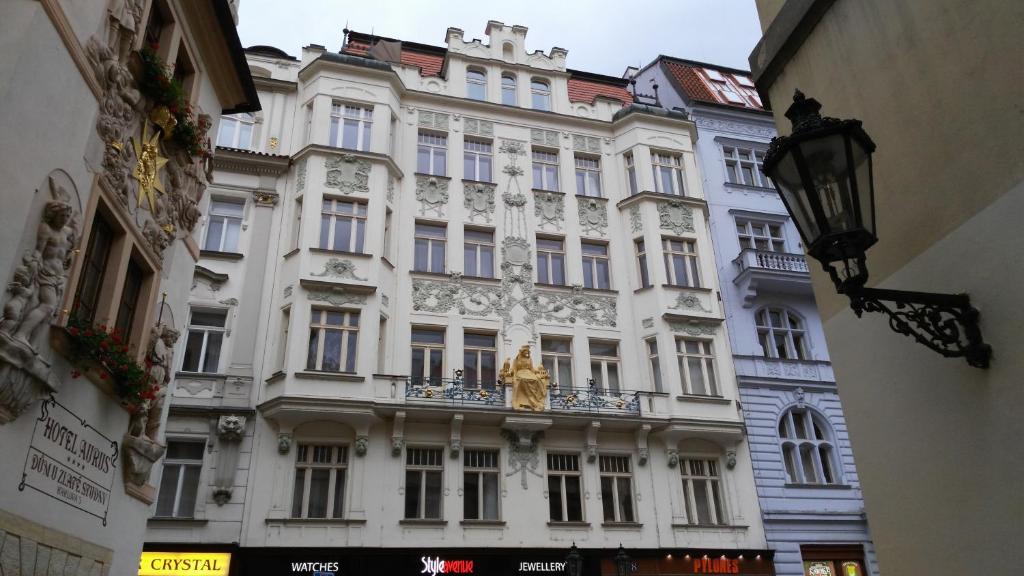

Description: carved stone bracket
[213,415,247,505]
[637,424,651,466]
[391,411,406,456]
[725,449,737,470]
[658,200,695,235]
[585,421,601,463]
[463,182,496,223]
[577,197,608,236]
[449,414,464,459]
[123,435,166,503]
[533,191,564,230]
[278,432,292,454]
[415,175,450,216]
[325,155,370,194]
[355,435,369,456]
[666,448,679,468]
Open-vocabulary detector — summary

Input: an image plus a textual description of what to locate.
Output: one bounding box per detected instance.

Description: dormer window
[501,74,517,106]
[467,69,486,101]
[531,80,550,111]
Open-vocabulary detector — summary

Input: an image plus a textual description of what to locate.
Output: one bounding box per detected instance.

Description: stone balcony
[732,249,812,307]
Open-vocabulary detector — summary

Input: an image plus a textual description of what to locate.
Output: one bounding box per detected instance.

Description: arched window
[755,307,808,360]
[531,79,551,111]
[467,69,486,101]
[501,74,517,106]
[778,407,840,485]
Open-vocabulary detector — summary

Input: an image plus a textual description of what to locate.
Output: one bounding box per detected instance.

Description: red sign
[692,558,740,574]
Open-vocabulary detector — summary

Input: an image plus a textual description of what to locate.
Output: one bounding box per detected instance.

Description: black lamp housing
[614,545,632,576]
[566,543,583,576]
[763,90,991,369]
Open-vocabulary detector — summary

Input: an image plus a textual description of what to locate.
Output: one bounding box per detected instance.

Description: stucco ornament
[85,37,140,205]
[217,414,247,442]
[500,345,550,411]
[535,285,617,327]
[325,155,370,194]
[312,258,367,281]
[658,200,695,235]
[533,191,564,230]
[411,276,502,317]
[463,182,496,223]
[668,321,716,336]
[0,175,80,423]
[666,448,679,468]
[501,429,544,489]
[571,134,601,153]
[577,197,608,236]
[131,123,168,214]
[127,324,180,441]
[415,175,450,216]
[123,434,165,494]
[277,433,292,454]
[355,435,369,456]
[296,159,307,192]
[629,205,642,233]
[671,291,713,313]
[307,288,366,307]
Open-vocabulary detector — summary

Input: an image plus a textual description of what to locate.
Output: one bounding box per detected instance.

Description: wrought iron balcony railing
[548,385,641,415]
[406,377,505,407]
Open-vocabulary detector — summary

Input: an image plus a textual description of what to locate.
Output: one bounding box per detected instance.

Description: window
[680,458,726,525]
[581,242,610,290]
[155,440,204,518]
[303,103,313,145]
[414,223,446,273]
[599,455,635,523]
[204,198,244,252]
[531,79,551,111]
[703,69,747,106]
[330,103,372,151]
[216,113,255,149]
[625,152,638,195]
[417,132,447,176]
[589,340,620,393]
[319,199,367,253]
[291,198,302,251]
[531,150,559,191]
[501,74,517,106]
[646,337,663,393]
[651,152,686,196]
[291,445,348,519]
[756,308,808,360]
[114,259,144,337]
[635,239,651,288]
[547,453,583,522]
[306,309,359,372]
[376,316,387,374]
[464,229,495,278]
[405,447,444,519]
[383,209,393,260]
[411,327,445,384]
[72,217,114,323]
[463,332,497,389]
[277,308,290,372]
[182,309,227,373]
[663,238,701,287]
[463,139,493,182]
[736,219,785,252]
[677,338,718,396]
[541,337,573,394]
[723,146,769,187]
[464,449,499,520]
[536,237,566,285]
[466,69,486,101]
[574,156,602,197]
[779,408,839,485]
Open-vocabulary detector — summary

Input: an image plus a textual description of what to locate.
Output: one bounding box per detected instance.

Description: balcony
[548,385,641,416]
[732,249,813,307]
[405,377,506,407]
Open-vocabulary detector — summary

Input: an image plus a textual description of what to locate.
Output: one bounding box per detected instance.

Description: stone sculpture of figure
[106,0,144,61]
[128,324,179,441]
[500,345,550,411]
[10,179,79,345]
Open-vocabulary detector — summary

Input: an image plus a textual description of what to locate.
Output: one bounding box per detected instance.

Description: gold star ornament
[131,124,168,213]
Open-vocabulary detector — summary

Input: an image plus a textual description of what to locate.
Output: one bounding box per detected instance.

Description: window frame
[155,439,205,518]
[676,337,719,396]
[216,112,256,149]
[306,308,360,373]
[463,331,498,390]
[531,79,551,111]
[541,336,574,395]
[414,222,447,273]
[181,308,228,374]
[330,102,373,151]
[290,444,349,519]
[466,68,487,101]
[574,155,602,198]
[651,151,686,196]
[635,239,651,289]
[411,326,446,384]
[599,454,636,523]
[501,73,517,106]
[581,241,610,290]
[417,131,448,176]
[318,197,368,253]
[405,447,445,520]
[625,152,638,196]
[463,448,501,520]
[203,197,245,253]
[589,340,621,393]
[546,452,584,522]
[779,407,840,485]
[722,145,769,188]
[736,218,786,252]
[679,457,727,526]
[531,149,560,192]
[464,228,495,278]
[756,307,809,360]
[663,238,701,288]
[463,138,494,183]
[536,236,567,285]
[646,337,663,393]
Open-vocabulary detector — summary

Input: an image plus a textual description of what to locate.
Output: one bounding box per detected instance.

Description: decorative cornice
[212,147,291,175]
[292,144,404,179]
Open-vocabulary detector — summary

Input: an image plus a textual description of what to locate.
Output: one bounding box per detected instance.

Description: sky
[236,0,764,76]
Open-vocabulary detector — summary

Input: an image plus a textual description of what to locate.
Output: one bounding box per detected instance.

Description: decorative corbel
[666,448,679,468]
[725,448,737,470]
[585,421,601,463]
[355,435,369,456]
[450,414,464,459]
[795,387,806,408]
[212,415,247,505]
[636,424,651,466]
[277,432,292,454]
[391,411,406,456]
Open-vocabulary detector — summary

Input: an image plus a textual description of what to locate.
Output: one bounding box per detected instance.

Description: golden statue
[501,345,550,411]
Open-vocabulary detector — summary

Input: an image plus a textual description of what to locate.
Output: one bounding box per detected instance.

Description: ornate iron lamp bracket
[846,287,991,368]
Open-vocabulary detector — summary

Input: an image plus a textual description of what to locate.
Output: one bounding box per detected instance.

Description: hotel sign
[139,552,232,576]
[18,397,117,524]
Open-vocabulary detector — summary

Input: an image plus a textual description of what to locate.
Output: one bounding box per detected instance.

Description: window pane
[417,147,430,173]
[820,447,835,483]
[291,469,305,517]
[481,246,494,277]
[606,364,619,392]
[404,471,421,518]
[204,218,224,251]
[601,476,615,521]
[319,215,331,249]
[202,332,223,373]
[617,477,634,522]
[362,123,371,151]
[333,218,352,251]
[565,476,583,521]
[238,123,252,149]
[411,348,425,380]
[320,330,341,371]
[156,465,180,516]
[545,165,558,191]
[431,241,445,272]
[482,472,499,519]
[345,331,358,372]
[464,153,476,180]
[332,470,346,517]
[307,469,330,518]
[307,329,319,370]
[710,481,724,524]
[428,349,443,379]
[480,156,492,182]
[547,475,563,521]
[693,481,711,524]
[464,472,480,519]
[424,470,442,518]
[688,357,706,395]
[191,311,227,327]
[596,260,610,289]
[552,254,564,284]
[342,119,359,149]
[414,238,429,271]
[182,331,204,372]
[464,245,477,276]
[783,445,798,482]
[433,149,446,176]
[801,444,818,482]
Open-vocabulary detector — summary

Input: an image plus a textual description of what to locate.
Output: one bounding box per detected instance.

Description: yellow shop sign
[138,552,231,576]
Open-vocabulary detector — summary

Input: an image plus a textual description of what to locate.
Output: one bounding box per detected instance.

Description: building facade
[748,1,1023,575]
[144,21,779,576]
[630,58,877,576]
[0,0,256,574]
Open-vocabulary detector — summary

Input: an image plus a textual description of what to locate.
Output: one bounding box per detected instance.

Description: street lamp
[566,543,583,576]
[614,545,632,576]
[762,90,992,368]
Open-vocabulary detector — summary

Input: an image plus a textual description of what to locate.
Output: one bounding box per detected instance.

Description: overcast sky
[237,0,763,76]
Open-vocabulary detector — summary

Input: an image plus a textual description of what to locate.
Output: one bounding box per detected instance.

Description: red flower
[99,372,107,381]
[99,324,107,332]
[68,327,79,337]
[112,334,121,344]
[70,369,81,378]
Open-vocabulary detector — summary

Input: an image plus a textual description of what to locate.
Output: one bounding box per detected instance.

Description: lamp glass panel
[800,134,858,235]
[769,151,820,243]
[851,137,876,238]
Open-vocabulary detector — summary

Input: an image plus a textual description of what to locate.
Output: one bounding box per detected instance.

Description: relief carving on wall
[571,134,601,153]
[577,197,608,236]
[415,175,450,216]
[0,174,81,423]
[629,205,642,233]
[530,129,559,148]
[307,288,367,307]
[464,118,494,137]
[533,191,564,231]
[418,110,450,131]
[325,155,370,194]
[411,275,502,317]
[296,158,307,192]
[535,285,617,327]
[668,320,716,336]
[311,258,368,281]
[463,182,496,223]
[670,291,713,314]
[658,200,695,235]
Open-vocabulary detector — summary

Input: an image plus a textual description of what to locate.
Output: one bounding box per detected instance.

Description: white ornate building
[630,57,877,575]
[0,0,256,574]
[144,21,780,576]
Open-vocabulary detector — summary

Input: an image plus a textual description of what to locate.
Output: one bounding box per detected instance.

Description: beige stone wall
[0,509,112,576]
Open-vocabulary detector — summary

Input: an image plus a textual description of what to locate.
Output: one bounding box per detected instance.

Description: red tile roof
[663,59,764,111]
[343,39,445,77]
[568,78,633,107]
